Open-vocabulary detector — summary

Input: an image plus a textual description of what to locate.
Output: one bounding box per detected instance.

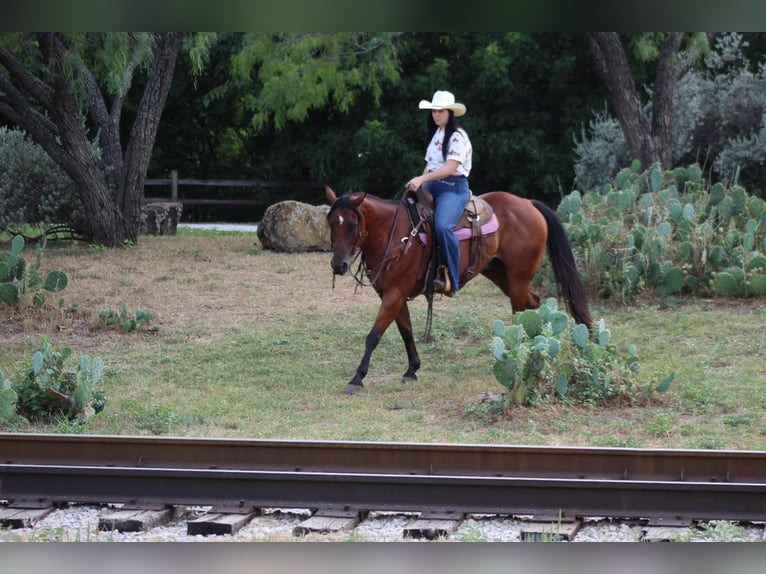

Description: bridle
[328,197,368,289]
[328,192,416,290]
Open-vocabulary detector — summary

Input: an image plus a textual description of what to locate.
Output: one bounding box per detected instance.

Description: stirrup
[433,269,452,295]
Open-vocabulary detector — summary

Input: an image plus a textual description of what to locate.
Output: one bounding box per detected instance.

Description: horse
[325,185,592,395]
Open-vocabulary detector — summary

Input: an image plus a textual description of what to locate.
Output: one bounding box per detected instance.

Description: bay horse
[325,186,592,395]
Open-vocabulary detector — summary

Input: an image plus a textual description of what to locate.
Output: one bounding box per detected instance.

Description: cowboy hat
[418,90,466,117]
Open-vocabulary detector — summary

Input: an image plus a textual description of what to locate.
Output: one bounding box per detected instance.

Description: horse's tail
[532,200,593,329]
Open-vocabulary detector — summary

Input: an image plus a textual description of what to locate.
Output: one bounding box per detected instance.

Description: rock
[257,200,330,252]
[141,202,183,236]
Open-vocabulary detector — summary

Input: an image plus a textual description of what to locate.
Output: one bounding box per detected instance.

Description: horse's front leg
[395,302,420,384]
[345,328,382,394]
[345,294,404,395]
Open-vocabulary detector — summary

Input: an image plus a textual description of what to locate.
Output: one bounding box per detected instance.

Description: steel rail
[2,463,765,522]
[2,433,766,522]
[3,433,766,482]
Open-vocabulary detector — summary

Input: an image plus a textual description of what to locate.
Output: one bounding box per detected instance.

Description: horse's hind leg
[395,302,420,384]
[481,258,541,313]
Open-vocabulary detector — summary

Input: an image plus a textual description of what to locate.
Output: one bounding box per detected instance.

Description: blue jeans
[423,176,470,291]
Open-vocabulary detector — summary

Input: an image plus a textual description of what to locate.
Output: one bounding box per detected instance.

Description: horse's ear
[325,186,337,203]
[351,192,367,207]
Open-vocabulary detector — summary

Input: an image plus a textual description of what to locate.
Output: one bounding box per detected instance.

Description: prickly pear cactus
[558,162,766,302]
[0,235,68,307]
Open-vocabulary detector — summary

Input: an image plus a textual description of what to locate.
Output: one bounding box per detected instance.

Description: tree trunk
[587,32,657,169]
[35,33,128,246]
[588,32,713,172]
[0,33,184,247]
[118,33,184,243]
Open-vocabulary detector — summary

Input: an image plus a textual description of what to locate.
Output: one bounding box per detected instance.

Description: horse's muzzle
[331,259,350,276]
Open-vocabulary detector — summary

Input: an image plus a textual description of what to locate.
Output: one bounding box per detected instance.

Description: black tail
[532,200,593,329]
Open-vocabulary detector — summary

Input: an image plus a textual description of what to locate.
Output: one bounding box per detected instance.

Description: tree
[0,33,192,246]
[587,32,715,171]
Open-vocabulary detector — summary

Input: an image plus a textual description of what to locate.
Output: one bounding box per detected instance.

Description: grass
[1,231,766,449]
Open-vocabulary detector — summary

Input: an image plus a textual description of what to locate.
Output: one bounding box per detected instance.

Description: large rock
[141,202,183,236]
[257,200,330,252]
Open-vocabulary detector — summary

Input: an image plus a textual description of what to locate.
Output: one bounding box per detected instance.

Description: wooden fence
[143,170,326,208]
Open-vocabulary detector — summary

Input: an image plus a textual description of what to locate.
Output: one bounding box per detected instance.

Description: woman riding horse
[326,185,592,395]
[406,90,472,297]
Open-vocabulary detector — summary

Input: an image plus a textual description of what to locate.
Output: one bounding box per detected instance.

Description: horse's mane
[328,192,397,216]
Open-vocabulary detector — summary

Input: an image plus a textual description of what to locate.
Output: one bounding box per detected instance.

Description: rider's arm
[407,159,460,191]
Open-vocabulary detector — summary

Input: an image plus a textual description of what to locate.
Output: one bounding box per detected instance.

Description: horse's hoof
[344,384,363,395]
[400,375,417,385]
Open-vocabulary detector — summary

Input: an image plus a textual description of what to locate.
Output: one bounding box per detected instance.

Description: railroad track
[2,433,766,540]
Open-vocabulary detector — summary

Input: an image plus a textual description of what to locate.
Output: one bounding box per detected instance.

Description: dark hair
[426,110,462,161]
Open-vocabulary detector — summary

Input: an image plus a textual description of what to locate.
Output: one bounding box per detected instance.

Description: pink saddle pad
[419,213,499,244]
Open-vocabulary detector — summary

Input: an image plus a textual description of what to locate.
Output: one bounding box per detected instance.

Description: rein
[366,192,408,286]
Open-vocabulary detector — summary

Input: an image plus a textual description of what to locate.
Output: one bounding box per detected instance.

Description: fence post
[171,170,178,202]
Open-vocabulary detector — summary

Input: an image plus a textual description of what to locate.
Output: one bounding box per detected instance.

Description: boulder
[141,202,183,236]
[257,200,330,252]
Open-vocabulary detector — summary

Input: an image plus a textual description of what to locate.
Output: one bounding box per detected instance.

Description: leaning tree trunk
[35,33,128,246]
[587,32,658,170]
[118,33,184,243]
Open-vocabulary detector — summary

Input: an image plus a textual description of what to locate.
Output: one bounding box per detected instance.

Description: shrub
[573,106,632,192]
[0,127,86,231]
[574,33,766,197]
[98,304,155,332]
[0,370,19,426]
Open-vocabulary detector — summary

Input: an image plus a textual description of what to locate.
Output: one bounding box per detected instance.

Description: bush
[574,33,766,198]
[0,371,19,426]
[573,106,632,192]
[98,304,155,332]
[0,127,86,231]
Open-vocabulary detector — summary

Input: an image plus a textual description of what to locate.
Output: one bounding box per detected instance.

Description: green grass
[80,297,766,447]
[1,235,765,450]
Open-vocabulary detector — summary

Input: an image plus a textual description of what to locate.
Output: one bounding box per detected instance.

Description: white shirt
[424,127,472,177]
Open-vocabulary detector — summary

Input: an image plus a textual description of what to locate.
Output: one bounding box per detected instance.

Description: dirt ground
[1,234,364,353]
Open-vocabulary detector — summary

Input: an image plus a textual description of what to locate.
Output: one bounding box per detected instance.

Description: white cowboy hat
[418,90,466,117]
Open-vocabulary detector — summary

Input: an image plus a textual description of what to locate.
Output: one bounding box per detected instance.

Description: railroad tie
[0,499,55,529]
[187,505,260,536]
[293,506,363,537]
[403,510,464,540]
[641,516,694,542]
[98,502,174,532]
[519,513,582,542]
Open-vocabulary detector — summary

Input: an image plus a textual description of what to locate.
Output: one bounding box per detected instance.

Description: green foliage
[0,235,68,308]
[233,33,401,132]
[8,337,106,423]
[98,304,154,332]
[559,163,766,302]
[575,34,766,198]
[0,370,19,426]
[490,299,668,407]
[153,33,606,205]
[0,127,85,231]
